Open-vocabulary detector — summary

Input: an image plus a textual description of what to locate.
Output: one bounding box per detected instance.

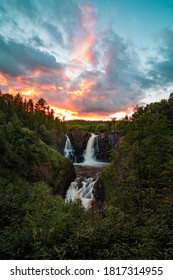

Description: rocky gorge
[63,130,121,209]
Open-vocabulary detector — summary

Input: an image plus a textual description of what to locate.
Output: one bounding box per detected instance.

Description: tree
[27,99,34,113]
[35,98,47,113]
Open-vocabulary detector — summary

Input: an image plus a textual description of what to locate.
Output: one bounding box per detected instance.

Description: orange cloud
[67,90,83,97]
[8,86,40,98]
[71,4,97,66]
[21,88,34,96]
[57,86,64,91]
[50,105,110,121]
[41,84,57,90]
[0,72,8,86]
[50,106,78,120]
[110,108,134,120]
[67,79,96,97]
[80,79,96,93]
[72,35,96,65]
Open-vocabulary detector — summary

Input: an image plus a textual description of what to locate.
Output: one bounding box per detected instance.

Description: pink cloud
[71,3,98,66]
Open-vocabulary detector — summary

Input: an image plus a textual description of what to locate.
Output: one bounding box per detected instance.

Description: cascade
[64,135,76,162]
[66,177,98,209]
[83,134,98,165]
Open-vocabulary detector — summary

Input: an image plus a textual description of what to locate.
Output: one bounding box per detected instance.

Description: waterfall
[65,133,107,210]
[83,134,98,165]
[66,177,97,209]
[64,135,76,162]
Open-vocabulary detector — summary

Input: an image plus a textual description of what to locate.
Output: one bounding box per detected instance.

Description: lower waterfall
[66,177,97,210]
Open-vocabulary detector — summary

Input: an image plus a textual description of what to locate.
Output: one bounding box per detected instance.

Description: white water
[83,134,98,165]
[64,135,75,161]
[66,177,97,209]
[73,133,107,167]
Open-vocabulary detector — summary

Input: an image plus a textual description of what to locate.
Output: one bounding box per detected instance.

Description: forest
[0,90,173,259]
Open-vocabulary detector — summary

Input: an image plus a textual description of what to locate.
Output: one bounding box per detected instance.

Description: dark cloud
[34,0,81,44]
[147,28,173,86]
[0,0,81,51]
[0,0,38,21]
[0,35,62,77]
[42,22,64,45]
[31,35,45,47]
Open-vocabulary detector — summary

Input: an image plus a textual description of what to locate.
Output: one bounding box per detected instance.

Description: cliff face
[67,130,121,163]
[96,131,121,162]
[55,134,66,154]
[54,158,76,197]
[68,130,91,162]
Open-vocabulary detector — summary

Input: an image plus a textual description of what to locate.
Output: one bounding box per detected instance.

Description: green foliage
[37,125,55,146]
[97,97,173,259]
[0,119,70,189]
[95,123,109,132]
[0,92,66,146]
[66,119,114,133]
[0,91,173,260]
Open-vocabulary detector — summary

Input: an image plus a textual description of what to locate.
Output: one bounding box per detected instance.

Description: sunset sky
[0,0,173,120]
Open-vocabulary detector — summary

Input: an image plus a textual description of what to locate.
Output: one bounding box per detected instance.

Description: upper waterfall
[83,134,98,165]
[64,132,108,166]
[64,135,75,162]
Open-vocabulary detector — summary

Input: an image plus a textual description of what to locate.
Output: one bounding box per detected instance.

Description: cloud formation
[147,28,173,86]
[0,0,172,119]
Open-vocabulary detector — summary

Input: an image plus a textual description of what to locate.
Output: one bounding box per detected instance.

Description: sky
[0,0,173,120]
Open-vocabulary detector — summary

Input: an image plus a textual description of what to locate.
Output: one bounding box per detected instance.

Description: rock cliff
[96,131,121,162]
[68,130,91,162]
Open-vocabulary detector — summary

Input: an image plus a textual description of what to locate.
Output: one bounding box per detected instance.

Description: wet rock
[68,130,91,162]
[74,164,105,203]
[74,165,102,181]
